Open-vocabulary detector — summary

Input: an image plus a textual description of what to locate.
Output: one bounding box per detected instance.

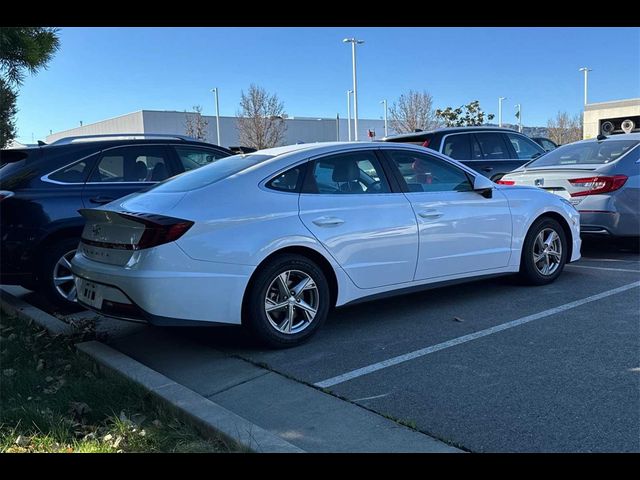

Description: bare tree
[236,84,287,149]
[184,105,208,141]
[388,90,441,134]
[546,111,583,145]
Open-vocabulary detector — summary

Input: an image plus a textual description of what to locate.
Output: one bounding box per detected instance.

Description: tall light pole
[343,38,364,141]
[380,99,388,137]
[498,96,506,127]
[515,104,522,133]
[346,90,353,141]
[578,67,592,106]
[211,88,221,145]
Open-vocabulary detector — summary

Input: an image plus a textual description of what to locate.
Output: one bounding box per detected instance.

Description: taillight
[422,138,431,148]
[115,212,194,250]
[497,179,515,185]
[0,190,14,201]
[568,175,628,197]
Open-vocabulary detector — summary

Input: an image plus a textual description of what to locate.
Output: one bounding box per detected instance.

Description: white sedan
[71,142,581,347]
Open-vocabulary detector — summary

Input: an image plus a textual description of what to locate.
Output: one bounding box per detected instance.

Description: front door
[383,149,513,281]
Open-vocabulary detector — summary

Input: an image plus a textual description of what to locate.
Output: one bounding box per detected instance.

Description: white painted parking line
[315,281,640,389]
[567,264,640,274]
[582,258,640,264]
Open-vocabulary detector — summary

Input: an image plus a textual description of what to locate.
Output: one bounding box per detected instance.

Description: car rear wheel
[244,254,330,348]
[518,217,568,285]
[37,238,83,311]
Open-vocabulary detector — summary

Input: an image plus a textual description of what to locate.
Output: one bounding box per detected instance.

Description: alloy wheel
[532,228,562,276]
[53,249,77,302]
[264,269,319,335]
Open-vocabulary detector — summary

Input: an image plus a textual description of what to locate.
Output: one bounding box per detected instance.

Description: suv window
[48,159,93,183]
[386,150,473,193]
[506,133,545,159]
[89,145,171,183]
[540,139,556,151]
[174,146,228,172]
[305,151,390,194]
[474,133,511,160]
[442,134,471,160]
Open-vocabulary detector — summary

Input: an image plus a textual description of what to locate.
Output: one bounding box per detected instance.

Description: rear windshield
[526,140,639,167]
[149,153,273,192]
[0,149,40,186]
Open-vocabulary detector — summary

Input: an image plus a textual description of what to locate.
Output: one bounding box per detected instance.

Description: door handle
[89,196,115,205]
[482,166,494,172]
[418,210,443,219]
[312,216,345,227]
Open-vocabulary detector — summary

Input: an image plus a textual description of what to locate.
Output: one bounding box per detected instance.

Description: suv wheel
[37,238,83,311]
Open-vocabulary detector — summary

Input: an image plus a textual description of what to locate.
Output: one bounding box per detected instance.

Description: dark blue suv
[0,134,232,308]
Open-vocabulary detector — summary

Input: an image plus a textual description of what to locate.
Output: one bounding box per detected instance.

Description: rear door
[470,132,525,179]
[298,149,419,289]
[81,144,177,207]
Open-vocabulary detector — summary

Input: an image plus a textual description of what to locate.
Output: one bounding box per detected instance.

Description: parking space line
[315,281,640,389]
[581,258,640,264]
[567,264,640,273]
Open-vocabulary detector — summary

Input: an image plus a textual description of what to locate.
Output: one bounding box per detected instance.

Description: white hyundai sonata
[71,142,581,347]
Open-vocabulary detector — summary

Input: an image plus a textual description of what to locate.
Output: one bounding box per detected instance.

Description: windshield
[525,140,639,167]
[148,153,273,192]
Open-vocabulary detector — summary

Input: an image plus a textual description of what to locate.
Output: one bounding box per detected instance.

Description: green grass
[0,311,237,453]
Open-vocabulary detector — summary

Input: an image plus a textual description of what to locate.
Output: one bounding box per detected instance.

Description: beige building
[583,98,640,139]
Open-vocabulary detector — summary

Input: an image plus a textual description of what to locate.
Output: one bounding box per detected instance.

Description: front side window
[506,133,545,159]
[306,151,390,194]
[89,145,171,183]
[474,133,510,160]
[174,146,228,172]
[387,150,473,193]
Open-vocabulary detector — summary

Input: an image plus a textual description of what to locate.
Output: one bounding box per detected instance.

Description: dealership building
[583,98,640,139]
[46,110,392,147]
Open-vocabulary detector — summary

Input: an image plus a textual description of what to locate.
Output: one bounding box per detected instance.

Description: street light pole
[380,99,388,137]
[498,97,506,127]
[578,67,592,106]
[211,88,221,146]
[343,38,364,141]
[346,90,353,141]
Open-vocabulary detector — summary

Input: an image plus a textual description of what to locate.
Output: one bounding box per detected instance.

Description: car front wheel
[244,254,330,348]
[519,217,568,285]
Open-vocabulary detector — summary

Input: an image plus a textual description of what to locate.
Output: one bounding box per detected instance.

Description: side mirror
[473,175,494,198]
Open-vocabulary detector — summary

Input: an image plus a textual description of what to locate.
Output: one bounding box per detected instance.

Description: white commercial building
[46,110,392,147]
[583,98,640,139]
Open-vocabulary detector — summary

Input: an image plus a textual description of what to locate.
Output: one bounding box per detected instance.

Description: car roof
[381,126,522,141]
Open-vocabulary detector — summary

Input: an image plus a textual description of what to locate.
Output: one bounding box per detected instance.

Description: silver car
[499,133,640,239]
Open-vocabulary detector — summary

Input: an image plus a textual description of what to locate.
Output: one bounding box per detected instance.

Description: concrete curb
[0,287,75,336]
[76,341,304,453]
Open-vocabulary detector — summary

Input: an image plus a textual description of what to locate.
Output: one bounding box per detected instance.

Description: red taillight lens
[422,138,431,148]
[568,175,628,197]
[497,179,515,185]
[0,190,14,201]
[116,212,194,250]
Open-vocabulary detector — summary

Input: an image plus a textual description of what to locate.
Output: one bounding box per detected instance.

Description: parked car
[382,127,546,181]
[498,133,639,244]
[531,137,559,152]
[70,141,581,347]
[0,134,232,308]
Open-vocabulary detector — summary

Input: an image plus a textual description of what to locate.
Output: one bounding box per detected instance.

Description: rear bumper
[579,211,639,237]
[71,242,254,325]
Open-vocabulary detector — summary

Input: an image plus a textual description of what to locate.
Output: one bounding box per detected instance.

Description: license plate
[78,279,103,309]
[544,188,570,199]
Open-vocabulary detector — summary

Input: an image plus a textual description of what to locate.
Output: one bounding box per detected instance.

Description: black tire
[36,237,83,311]
[518,217,568,286]
[243,254,331,348]
[616,236,640,253]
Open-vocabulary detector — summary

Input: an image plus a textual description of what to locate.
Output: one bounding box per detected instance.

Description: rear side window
[474,133,511,160]
[48,160,92,183]
[506,133,545,159]
[442,135,471,160]
[89,145,171,183]
[266,164,306,192]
